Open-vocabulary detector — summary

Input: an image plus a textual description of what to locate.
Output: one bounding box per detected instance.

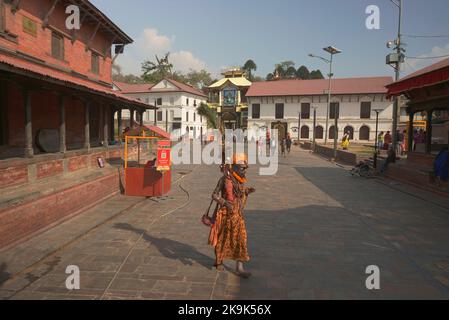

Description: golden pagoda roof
[208,77,252,89]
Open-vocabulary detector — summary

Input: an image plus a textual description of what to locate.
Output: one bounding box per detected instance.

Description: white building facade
[114,79,208,139]
[245,77,394,142]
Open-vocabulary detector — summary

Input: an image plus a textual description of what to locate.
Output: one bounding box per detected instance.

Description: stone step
[0,168,121,250]
[385,163,449,197]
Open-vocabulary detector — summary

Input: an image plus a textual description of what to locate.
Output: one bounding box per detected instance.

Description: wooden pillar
[408,110,414,153]
[103,106,109,147]
[59,95,66,153]
[84,102,90,150]
[426,110,433,154]
[140,110,144,127]
[24,89,33,158]
[117,108,122,145]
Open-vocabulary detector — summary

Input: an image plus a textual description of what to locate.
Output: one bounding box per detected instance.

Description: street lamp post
[373,108,383,168]
[154,99,158,126]
[312,106,318,151]
[309,46,342,158]
[298,112,301,142]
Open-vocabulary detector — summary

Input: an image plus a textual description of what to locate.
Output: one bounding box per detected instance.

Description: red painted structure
[123,126,171,197]
[0,1,157,249]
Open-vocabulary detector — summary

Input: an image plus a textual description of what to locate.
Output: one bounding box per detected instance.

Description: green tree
[242,59,257,81]
[112,64,145,84]
[183,69,213,89]
[310,70,325,79]
[141,52,173,83]
[285,66,297,79]
[197,102,217,129]
[266,73,275,81]
[296,65,311,80]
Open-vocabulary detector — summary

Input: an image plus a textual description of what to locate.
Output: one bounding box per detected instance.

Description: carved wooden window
[51,32,64,60]
[91,52,100,74]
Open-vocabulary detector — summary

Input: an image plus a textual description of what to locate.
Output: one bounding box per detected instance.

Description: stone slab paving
[1,147,449,299]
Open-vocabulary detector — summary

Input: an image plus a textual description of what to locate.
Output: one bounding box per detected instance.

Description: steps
[385,161,449,197]
[0,166,122,250]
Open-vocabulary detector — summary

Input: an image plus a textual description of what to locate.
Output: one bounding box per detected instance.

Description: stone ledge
[0,170,120,250]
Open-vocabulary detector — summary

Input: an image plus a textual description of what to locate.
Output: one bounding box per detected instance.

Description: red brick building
[0,0,155,249]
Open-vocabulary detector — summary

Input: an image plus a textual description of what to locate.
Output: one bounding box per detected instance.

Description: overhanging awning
[387,57,449,98]
[0,53,155,110]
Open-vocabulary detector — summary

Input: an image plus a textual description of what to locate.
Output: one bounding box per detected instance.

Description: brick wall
[0,171,119,249]
[36,159,63,180]
[67,155,88,172]
[0,145,125,190]
[0,165,28,188]
[1,0,113,84]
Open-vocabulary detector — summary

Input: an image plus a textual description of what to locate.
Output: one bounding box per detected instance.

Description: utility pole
[312,107,317,151]
[298,112,301,142]
[391,0,403,153]
[154,99,157,126]
[373,109,383,168]
[326,53,333,146]
[166,109,168,132]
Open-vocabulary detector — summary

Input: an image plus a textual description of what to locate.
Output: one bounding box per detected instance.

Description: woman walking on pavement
[286,133,292,154]
[208,154,256,278]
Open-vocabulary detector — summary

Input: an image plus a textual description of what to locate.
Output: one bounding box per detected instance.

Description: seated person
[145,154,157,168]
[380,146,397,174]
[434,147,449,184]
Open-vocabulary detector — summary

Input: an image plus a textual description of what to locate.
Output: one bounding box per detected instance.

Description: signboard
[23,16,37,37]
[222,88,237,106]
[156,140,171,171]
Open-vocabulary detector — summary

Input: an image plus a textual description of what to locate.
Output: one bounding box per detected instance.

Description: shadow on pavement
[0,263,11,286]
[114,223,215,270]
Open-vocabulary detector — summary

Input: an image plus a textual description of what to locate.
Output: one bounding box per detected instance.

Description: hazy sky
[91,0,449,79]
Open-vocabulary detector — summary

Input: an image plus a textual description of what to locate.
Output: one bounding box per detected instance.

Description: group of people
[257,132,293,157]
[377,130,408,156]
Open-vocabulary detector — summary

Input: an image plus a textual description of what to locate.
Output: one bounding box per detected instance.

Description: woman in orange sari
[209,154,255,278]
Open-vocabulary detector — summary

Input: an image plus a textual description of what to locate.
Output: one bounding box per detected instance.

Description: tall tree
[310,70,325,79]
[270,61,296,79]
[242,59,257,81]
[285,66,297,79]
[183,69,213,89]
[197,102,217,129]
[296,65,311,80]
[112,64,145,84]
[141,52,173,83]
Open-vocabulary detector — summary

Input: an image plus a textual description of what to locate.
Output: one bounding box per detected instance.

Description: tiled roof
[0,54,154,109]
[114,78,207,98]
[246,77,393,97]
[114,81,154,93]
[386,57,449,97]
[391,57,449,84]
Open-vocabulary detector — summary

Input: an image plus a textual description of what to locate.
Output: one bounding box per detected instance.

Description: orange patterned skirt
[208,199,250,263]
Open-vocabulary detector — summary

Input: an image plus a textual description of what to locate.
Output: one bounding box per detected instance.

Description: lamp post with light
[312,106,318,151]
[373,108,383,168]
[309,46,342,159]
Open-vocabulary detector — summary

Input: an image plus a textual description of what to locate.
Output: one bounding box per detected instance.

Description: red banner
[156,144,171,171]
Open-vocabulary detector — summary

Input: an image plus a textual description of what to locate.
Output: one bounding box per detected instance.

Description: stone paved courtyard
[1,147,449,300]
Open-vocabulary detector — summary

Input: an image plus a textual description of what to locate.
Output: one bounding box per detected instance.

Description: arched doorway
[271,121,288,141]
[359,126,370,140]
[221,112,238,130]
[315,126,324,139]
[344,126,354,140]
[329,126,339,140]
[301,125,310,139]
